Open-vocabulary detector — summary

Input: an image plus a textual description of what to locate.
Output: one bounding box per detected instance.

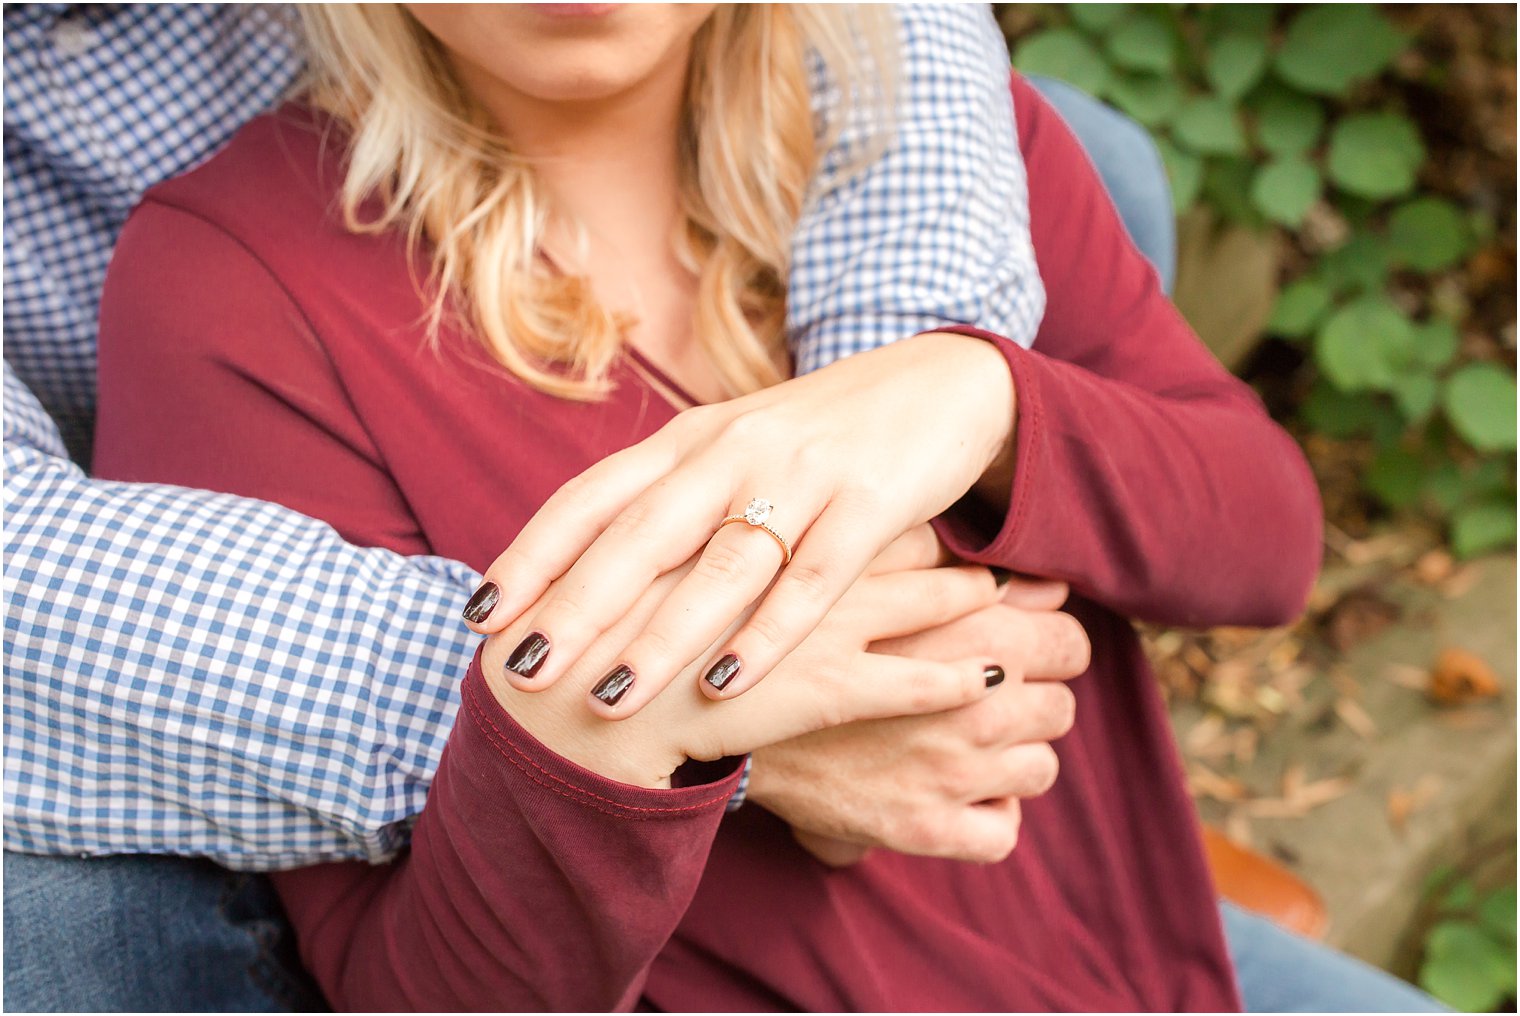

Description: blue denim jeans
[2,852,322,1012]
[3,80,1441,1013]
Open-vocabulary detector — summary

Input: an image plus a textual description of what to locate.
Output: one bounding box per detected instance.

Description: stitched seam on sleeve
[461,678,732,819]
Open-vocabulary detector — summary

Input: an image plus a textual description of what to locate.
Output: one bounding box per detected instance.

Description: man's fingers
[467,438,678,633]
[1012,609,1092,680]
[935,797,1023,864]
[791,830,871,867]
[997,575,1070,611]
[983,743,1062,799]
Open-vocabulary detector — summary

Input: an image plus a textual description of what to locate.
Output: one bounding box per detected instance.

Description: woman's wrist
[915,330,1018,502]
[480,635,682,790]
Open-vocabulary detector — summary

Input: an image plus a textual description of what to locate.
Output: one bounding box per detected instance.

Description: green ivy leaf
[1207,31,1270,101]
[1422,920,1514,1011]
[1300,382,1387,439]
[1155,138,1203,211]
[1014,30,1111,98]
[1276,4,1407,96]
[1366,445,1425,508]
[1327,113,1426,200]
[1391,371,1439,422]
[1443,363,1518,452]
[1068,3,1127,32]
[1270,278,1333,337]
[1251,158,1321,227]
[1174,96,1248,157]
[1253,88,1327,156]
[1388,197,1475,272]
[1315,295,1416,392]
[1207,3,1277,36]
[1451,499,1519,559]
[1107,73,1183,128]
[1320,233,1392,294]
[1202,158,1260,224]
[1478,887,1518,950]
[1424,461,1467,513]
[1477,888,1513,961]
[1106,13,1175,74]
[1411,318,1460,369]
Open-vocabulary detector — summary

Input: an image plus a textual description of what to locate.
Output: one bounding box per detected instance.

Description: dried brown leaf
[1429,647,1502,705]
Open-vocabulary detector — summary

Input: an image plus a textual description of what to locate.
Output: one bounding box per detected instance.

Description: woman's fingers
[499,470,749,690]
[865,523,951,575]
[846,566,1000,643]
[466,437,680,633]
[617,562,995,718]
[828,654,994,724]
[869,602,1090,684]
[581,510,799,716]
[699,507,886,700]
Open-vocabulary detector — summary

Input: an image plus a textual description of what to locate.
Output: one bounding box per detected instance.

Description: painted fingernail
[591,665,635,706]
[505,632,550,679]
[462,582,500,623]
[983,665,1006,688]
[703,653,742,691]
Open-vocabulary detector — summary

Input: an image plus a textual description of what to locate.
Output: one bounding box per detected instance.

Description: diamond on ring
[717,498,793,565]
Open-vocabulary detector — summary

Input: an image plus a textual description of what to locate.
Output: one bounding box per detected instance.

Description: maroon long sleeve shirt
[93,75,1322,1011]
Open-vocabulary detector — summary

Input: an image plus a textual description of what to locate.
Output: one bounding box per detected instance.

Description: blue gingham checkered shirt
[4,4,1041,870]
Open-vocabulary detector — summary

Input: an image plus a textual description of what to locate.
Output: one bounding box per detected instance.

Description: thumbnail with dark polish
[983,665,1006,688]
[462,582,500,624]
[505,632,550,679]
[591,665,635,706]
[703,653,742,691]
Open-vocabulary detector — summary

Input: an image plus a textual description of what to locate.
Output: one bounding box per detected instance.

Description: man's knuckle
[1049,686,1077,737]
[1028,745,1060,796]
[962,702,1005,748]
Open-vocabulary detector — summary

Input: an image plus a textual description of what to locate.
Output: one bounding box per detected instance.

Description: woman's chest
[321,327,684,572]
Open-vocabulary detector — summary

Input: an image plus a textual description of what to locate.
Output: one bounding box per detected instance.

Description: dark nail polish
[505,632,550,679]
[462,582,500,624]
[591,665,635,706]
[983,665,1006,688]
[703,653,742,691]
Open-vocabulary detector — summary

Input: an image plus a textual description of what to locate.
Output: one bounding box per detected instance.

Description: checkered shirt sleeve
[5,362,482,869]
[789,4,1043,374]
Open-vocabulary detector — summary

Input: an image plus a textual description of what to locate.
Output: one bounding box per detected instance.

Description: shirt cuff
[458,647,745,818]
[920,324,1043,568]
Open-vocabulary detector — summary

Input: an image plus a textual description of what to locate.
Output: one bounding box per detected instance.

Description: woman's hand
[468,331,1017,718]
[478,527,1083,790]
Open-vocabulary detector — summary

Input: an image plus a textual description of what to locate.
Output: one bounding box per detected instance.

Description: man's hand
[748,581,1089,865]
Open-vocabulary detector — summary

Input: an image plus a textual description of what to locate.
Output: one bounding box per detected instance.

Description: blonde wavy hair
[298,4,896,400]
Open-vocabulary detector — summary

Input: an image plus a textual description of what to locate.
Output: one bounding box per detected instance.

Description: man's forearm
[4,367,479,869]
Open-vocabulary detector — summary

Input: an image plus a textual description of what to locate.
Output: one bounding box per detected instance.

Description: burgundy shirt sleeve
[934,75,1323,630]
[93,201,742,1011]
